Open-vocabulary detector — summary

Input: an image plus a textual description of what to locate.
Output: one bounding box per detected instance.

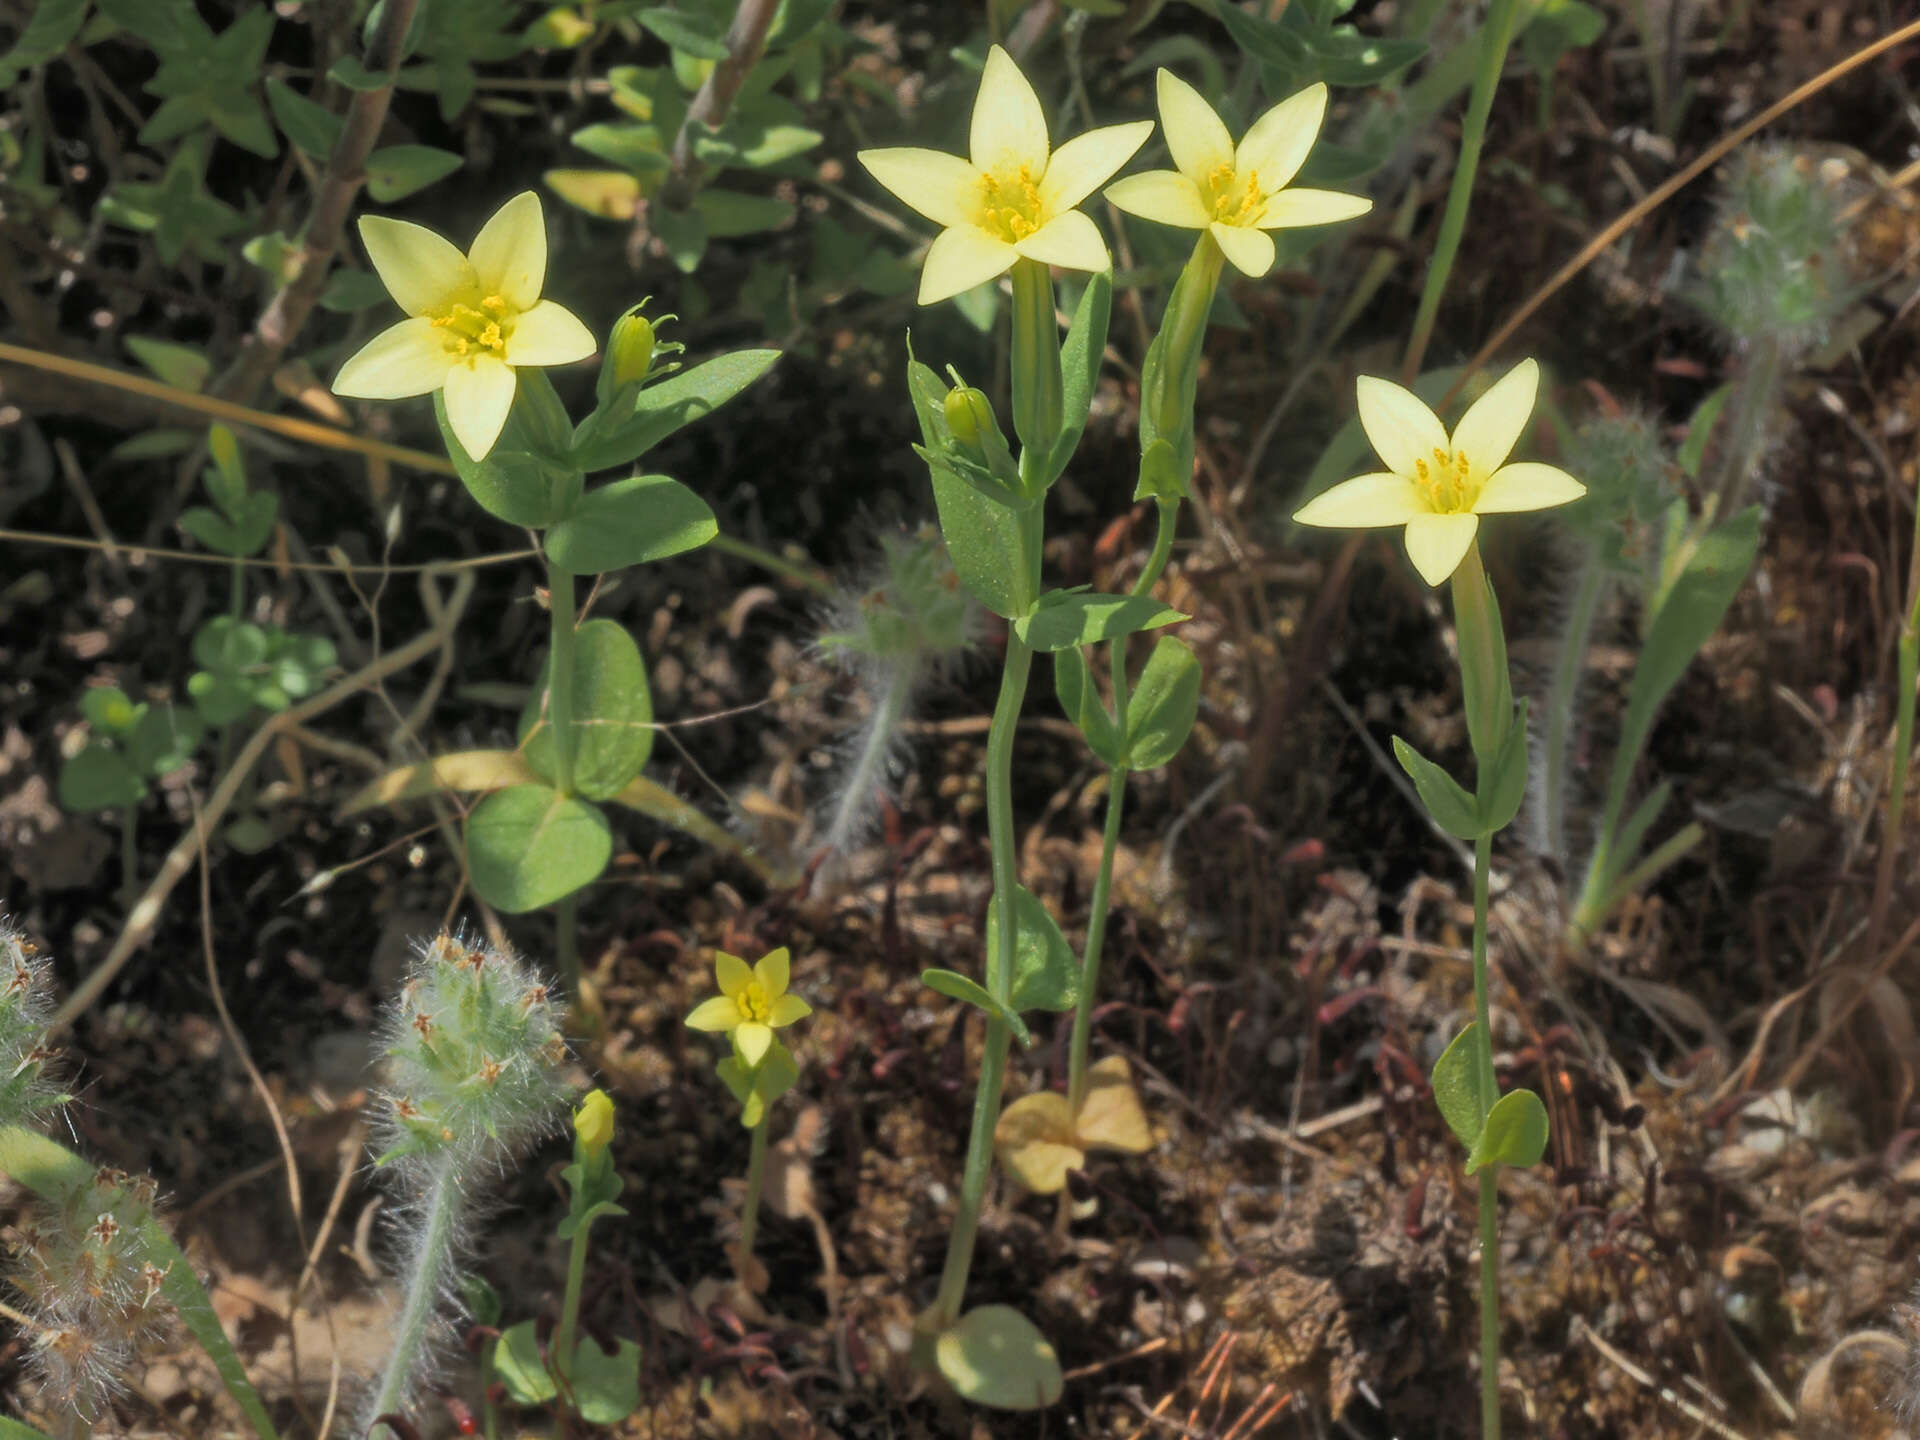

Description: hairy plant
[361,931,572,1440]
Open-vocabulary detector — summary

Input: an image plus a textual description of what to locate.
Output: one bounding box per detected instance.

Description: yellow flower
[857,46,1153,306]
[684,947,811,1068]
[1292,360,1587,587]
[332,191,596,461]
[1104,70,1371,279]
[573,1088,614,1159]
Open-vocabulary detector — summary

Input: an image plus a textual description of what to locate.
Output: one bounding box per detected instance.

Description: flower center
[736,981,772,1023]
[1412,446,1475,513]
[431,293,513,361]
[1202,162,1265,226]
[978,166,1045,242]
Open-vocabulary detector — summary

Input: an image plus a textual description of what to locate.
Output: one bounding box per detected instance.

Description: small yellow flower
[684,947,810,1068]
[332,191,596,461]
[573,1088,614,1159]
[857,46,1153,306]
[1292,360,1587,587]
[1104,70,1371,279]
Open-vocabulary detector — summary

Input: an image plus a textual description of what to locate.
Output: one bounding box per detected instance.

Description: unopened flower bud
[607,307,657,390]
[574,1088,614,1159]
[944,386,992,450]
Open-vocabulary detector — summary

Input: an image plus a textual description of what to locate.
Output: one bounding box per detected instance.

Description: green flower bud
[608,307,657,390]
[944,385,991,450]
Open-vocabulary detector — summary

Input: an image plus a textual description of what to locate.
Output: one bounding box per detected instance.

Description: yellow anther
[481,294,507,314]
[1203,163,1265,225]
[979,166,1044,243]
[736,981,772,1023]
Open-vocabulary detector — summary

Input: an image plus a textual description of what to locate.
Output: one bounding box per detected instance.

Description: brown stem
[643,0,780,230]
[209,0,419,405]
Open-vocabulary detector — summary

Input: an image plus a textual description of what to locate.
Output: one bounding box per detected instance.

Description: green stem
[1009,258,1062,459]
[1469,827,1501,1440]
[739,1108,770,1261]
[930,633,1034,1328]
[1537,554,1606,863]
[553,1190,591,1396]
[1066,772,1126,1118]
[555,894,580,1002]
[1707,331,1783,526]
[1402,0,1521,382]
[1875,495,1920,952]
[228,555,245,622]
[368,1160,462,1440]
[546,563,578,798]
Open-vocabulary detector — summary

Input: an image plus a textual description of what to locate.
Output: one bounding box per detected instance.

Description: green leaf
[636,6,728,58]
[693,188,794,237]
[921,969,1030,1047]
[1677,383,1732,481]
[108,429,198,462]
[653,203,708,272]
[934,1306,1064,1411]
[0,0,87,85]
[187,671,254,726]
[1015,592,1184,652]
[571,121,670,174]
[139,4,279,158]
[1124,636,1201,770]
[80,686,140,734]
[1392,735,1480,839]
[716,1038,799,1127]
[1520,0,1606,79]
[365,144,464,201]
[263,629,335,701]
[182,491,275,557]
[544,475,717,575]
[1054,647,1126,767]
[1430,1023,1492,1151]
[465,784,613,913]
[1466,1086,1550,1174]
[436,391,566,527]
[494,1319,558,1404]
[265,77,343,158]
[193,616,269,674]
[125,335,210,392]
[462,1274,504,1329]
[570,349,780,472]
[317,267,392,313]
[1599,780,1673,896]
[58,745,144,811]
[100,132,245,266]
[1476,698,1530,835]
[929,467,1025,621]
[126,702,202,776]
[519,618,654,800]
[988,885,1080,1016]
[1043,269,1111,486]
[569,1335,642,1425]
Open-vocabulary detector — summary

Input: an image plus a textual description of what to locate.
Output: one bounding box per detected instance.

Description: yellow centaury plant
[1294,359,1587,585]
[856,46,1153,304]
[1105,69,1372,278]
[332,191,596,460]
[684,947,811,1067]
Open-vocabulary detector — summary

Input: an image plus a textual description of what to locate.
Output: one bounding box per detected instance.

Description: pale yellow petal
[1157,68,1233,182]
[504,299,596,367]
[1403,512,1480,587]
[359,216,476,316]
[714,951,754,1001]
[1450,358,1538,480]
[857,147,980,229]
[1039,121,1153,214]
[918,225,1018,305]
[734,1021,773,1068]
[1472,461,1587,514]
[768,993,811,1027]
[1256,187,1372,230]
[1356,374,1449,478]
[1292,472,1431,528]
[1013,210,1110,272]
[1104,170,1210,228]
[1235,82,1328,193]
[685,995,744,1031]
[442,355,517,460]
[970,45,1048,177]
[754,947,791,998]
[468,191,548,310]
[1209,219,1274,277]
[331,318,455,399]
[1073,1055,1152,1154]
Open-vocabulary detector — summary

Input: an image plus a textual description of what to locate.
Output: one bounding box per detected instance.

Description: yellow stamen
[431,299,513,358]
[1413,446,1476,512]
[979,166,1044,242]
[736,981,772,1023]
[1202,162,1265,226]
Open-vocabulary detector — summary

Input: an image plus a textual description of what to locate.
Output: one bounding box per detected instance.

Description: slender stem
[546,565,578,797]
[228,555,245,622]
[552,1190,592,1420]
[1870,492,1920,954]
[1009,259,1062,460]
[1707,332,1783,525]
[738,1110,771,1261]
[1066,774,1126,1117]
[1469,827,1501,1439]
[931,634,1035,1327]
[555,894,580,1002]
[1536,554,1606,863]
[1402,0,1521,382]
[367,1160,462,1440]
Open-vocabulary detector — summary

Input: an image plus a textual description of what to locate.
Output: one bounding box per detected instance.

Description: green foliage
[188,618,336,726]
[1014,592,1185,652]
[1124,637,1202,770]
[59,688,202,813]
[518,618,654,800]
[1693,145,1858,350]
[1055,647,1127,767]
[464,784,614,913]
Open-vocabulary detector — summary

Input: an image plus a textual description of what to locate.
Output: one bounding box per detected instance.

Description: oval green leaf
[365,144,464,202]
[465,784,612,913]
[1430,1022,1491,1152]
[1467,1086,1550,1174]
[1015,592,1184,652]
[1124,636,1201,770]
[519,618,654,800]
[544,475,717,575]
[922,968,1031,1048]
[986,885,1080,1016]
[1392,735,1480,840]
[935,1305,1064,1411]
